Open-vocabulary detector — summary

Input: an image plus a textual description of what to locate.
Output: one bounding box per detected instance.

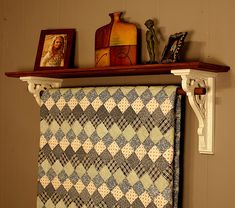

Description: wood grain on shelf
[5,62,230,78]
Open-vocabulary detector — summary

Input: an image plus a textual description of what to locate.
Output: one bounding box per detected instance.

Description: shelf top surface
[5,62,230,78]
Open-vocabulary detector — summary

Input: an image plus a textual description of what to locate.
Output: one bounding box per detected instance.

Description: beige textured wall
[1,0,234,207]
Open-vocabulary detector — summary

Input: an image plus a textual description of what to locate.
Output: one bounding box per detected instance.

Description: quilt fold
[37,86,182,208]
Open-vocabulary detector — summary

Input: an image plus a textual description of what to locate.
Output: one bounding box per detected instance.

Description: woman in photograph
[40,35,65,67]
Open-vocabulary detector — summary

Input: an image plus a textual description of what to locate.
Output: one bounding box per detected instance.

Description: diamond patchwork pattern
[38,86,182,208]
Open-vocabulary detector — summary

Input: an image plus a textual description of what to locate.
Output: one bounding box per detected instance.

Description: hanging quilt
[37,86,182,208]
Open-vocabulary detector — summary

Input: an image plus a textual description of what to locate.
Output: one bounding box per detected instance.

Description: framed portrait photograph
[34,29,76,70]
[161,32,187,64]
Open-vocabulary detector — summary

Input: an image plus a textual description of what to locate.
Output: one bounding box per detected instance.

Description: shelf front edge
[5,62,230,79]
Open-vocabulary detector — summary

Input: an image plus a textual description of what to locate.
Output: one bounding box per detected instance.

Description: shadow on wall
[181,41,206,62]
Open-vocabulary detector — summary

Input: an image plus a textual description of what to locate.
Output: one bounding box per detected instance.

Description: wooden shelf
[5,62,230,78]
[5,61,230,154]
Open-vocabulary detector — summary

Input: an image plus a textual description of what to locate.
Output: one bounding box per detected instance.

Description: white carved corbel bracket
[171,69,217,154]
[20,76,63,106]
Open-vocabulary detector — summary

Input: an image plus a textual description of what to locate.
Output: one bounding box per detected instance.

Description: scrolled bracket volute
[171,69,217,154]
[20,76,63,106]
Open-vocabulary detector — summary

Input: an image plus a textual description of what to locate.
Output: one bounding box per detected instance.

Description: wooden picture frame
[34,29,76,70]
[161,32,187,64]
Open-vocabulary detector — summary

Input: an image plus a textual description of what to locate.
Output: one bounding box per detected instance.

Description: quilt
[37,86,182,208]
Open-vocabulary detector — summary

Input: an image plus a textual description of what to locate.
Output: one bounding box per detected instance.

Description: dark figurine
[145,19,158,64]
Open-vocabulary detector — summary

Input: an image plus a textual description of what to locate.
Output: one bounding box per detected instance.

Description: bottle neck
[109,12,122,22]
